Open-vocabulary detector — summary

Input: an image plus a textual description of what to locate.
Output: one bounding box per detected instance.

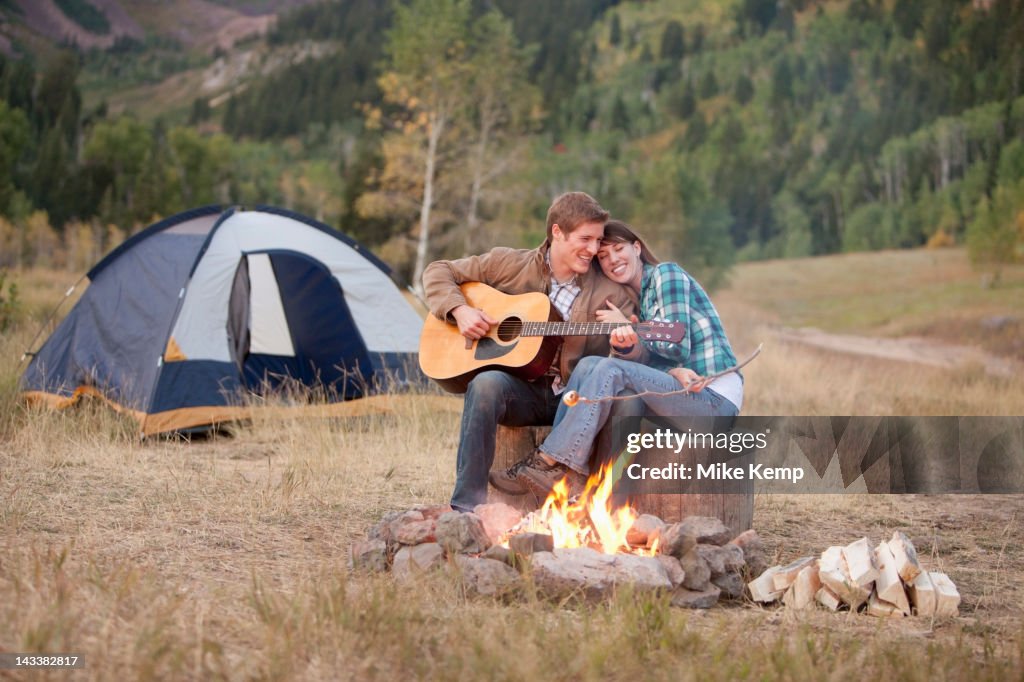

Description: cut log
[816,585,842,611]
[887,531,922,583]
[748,566,785,603]
[908,571,936,617]
[929,572,961,617]
[493,425,754,532]
[866,591,906,618]
[819,546,870,610]
[491,426,548,511]
[782,564,822,610]
[771,556,816,592]
[842,537,879,586]
[874,542,911,615]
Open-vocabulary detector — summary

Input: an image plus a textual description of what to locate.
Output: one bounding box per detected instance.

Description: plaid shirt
[639,263,737,376]
[544,252,581,391]
[545,252,581,320]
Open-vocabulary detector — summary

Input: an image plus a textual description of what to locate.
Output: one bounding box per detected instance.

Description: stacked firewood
[748,531,960,617]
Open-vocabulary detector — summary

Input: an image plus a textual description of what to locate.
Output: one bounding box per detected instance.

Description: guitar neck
[520,322,636,337]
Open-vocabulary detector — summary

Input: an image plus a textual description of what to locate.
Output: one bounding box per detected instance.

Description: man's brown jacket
[422,241,638,380]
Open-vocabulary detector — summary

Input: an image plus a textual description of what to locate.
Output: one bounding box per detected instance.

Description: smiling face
[597,239,644,291]
[549,220,605,280]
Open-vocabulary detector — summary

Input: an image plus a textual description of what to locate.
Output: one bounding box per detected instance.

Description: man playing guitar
[422,192,636,512]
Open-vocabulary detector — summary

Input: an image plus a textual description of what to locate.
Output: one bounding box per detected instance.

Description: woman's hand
[598,301,639,352]
[595,299,631,325]
[609,325,639,352]
[668,367,709,392]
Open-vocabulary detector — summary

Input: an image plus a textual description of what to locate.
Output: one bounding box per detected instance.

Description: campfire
[500,462,658,557]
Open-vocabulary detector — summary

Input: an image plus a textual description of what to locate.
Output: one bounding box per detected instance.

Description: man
[422,192,636,512]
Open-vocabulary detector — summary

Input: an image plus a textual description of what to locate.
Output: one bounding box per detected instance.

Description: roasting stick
[561,343,763,408]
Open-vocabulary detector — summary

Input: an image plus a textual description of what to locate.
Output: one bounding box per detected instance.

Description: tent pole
[19,274,88,367]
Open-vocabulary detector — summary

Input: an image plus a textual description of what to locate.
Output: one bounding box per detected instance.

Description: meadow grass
[1,249,1022,680]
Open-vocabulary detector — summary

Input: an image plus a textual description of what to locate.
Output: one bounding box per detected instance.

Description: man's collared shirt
[546,253,582,322]
[545,252,582,392]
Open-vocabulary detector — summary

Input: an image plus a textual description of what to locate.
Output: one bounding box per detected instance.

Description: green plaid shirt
[639,263,738,376]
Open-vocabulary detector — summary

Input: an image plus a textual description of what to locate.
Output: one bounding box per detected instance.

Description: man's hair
[546,192,609,240]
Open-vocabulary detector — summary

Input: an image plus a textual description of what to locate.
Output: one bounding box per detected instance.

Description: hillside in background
[1,0,1023,289]
[0,0,323,54]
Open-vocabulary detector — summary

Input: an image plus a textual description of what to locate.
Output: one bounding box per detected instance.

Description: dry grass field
[1,247,1022,680]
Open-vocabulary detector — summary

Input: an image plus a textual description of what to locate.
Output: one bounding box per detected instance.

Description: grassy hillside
[718,247,1024,359]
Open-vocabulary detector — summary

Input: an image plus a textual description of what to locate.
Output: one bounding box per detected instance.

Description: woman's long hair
[601,220,660,265]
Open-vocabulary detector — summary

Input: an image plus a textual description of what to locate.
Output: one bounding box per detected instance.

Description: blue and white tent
[21,206,424,436]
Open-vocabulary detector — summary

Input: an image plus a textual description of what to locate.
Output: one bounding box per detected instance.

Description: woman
[490,220,743,497]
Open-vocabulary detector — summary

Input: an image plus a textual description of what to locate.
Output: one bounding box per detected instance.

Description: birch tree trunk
[412,110,445,297]
[464,106,493,257]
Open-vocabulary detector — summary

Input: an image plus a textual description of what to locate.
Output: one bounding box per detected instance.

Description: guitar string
[491,321,678,335]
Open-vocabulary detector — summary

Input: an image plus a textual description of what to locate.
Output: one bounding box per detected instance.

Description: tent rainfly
[20,206,424,436]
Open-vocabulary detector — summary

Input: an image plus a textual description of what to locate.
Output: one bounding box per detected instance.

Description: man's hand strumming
[452,305,497,340]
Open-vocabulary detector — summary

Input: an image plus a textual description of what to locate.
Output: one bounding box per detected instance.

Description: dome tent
[20,205,424,436]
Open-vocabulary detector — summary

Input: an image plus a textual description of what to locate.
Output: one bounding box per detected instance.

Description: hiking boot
[515,456,587,499]
[487,452,543,495]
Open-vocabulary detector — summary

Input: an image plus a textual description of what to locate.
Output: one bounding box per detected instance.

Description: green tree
[770,57,793,109]
[372,0,472,293]
[166,127,231,209]
[690,23,705,53]
[84,116,151,222]
[29,127,70,225]
[609,13,622,46]
[610,94,630,131]
[736,0,777,37]
[675,168,735,289]
[462,10,540,254]
[668,81,697,120]
[892,0,922,39]
[683,111,707,150]
[35,51,81,144]
[967,180,1024,281]
[699,70,719,98]
[771,190,813,258]
[189,97,211,125]
[659,21,685,61]
[734,74,755,105]
[0,101,30,216]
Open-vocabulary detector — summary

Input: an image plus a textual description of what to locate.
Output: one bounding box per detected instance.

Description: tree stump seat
[490,424,754,533]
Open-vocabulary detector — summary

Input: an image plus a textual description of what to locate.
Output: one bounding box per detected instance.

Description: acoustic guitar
[418,282,685,393]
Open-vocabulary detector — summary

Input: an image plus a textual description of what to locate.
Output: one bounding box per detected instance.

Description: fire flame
[510,460,653,555]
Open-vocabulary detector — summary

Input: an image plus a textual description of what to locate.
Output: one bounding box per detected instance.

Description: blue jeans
[540,356,740,474]
[450,371,562,512]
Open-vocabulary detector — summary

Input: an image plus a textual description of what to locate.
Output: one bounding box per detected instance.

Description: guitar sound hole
[497,317,523,342]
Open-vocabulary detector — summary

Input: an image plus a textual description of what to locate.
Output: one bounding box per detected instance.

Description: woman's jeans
[540,356,740,474]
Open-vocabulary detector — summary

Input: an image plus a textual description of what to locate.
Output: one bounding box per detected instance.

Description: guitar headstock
[636,320,685,343]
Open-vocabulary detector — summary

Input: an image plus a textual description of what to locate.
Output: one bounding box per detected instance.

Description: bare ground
[773,326,1024,380]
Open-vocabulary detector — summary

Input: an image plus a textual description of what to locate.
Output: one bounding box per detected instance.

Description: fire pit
[350,462,760,608]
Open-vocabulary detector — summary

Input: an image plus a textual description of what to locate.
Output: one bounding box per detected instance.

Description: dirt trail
[774,326,1023,379]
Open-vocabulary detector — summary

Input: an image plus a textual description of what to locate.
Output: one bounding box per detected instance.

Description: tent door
[228,250,372,400]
